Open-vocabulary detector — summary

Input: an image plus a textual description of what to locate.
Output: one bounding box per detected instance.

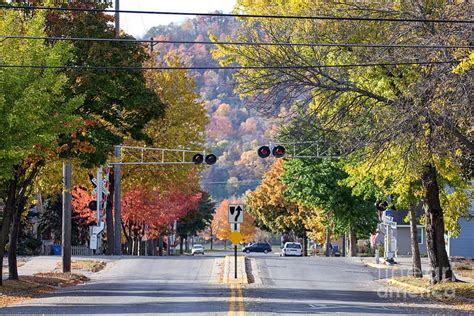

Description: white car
[191,244,205,255]
[281,242,303,257]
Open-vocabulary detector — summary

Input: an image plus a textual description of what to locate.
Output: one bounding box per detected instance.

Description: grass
[390,276,474,310]
[0,272,88,307]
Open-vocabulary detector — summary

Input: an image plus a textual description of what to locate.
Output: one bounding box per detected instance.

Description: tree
[211,199,256,244]
[121,186,201,254]
[214,0,472,283]
[176,192,215,254]
[282,159,377,256]
[122,53,208,194]
[247,159,324,255]
[0,8,83,282]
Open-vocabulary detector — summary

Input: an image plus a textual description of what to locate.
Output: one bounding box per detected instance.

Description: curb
[365,261,400,270]
[387,278,430,294]
[222,255,248,284]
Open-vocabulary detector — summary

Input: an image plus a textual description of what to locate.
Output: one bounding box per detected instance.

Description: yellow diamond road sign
[229,231,243,245]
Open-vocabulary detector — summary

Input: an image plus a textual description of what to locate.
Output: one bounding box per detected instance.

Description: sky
[115,0,237,38]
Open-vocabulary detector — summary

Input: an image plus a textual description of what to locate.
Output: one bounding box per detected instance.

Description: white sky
[115,0,237,38]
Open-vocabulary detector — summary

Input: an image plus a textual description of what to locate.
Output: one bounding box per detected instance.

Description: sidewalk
[2,256,116,279]
[359,256,473,282]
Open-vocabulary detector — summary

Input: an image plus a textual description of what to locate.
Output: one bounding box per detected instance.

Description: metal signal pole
[114,146,122,255]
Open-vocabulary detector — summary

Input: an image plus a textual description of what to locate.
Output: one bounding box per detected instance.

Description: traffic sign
[228,204,244,223]
[229,231,243,245]
[230,223,241,232]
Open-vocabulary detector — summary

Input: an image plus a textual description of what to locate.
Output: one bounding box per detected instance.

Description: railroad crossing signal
[228,204,244,223]
[257,145,286,158]
[192,153,217,165]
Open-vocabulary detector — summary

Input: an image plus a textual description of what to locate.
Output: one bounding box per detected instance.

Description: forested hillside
[144,16,281,200]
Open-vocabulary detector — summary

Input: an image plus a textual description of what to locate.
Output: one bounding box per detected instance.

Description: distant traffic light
[257,145,286,158]
[192,154,204,164]
[193,153,217,165]
[205,154,217,165]
[272,146,286,158]
[257,146,271,158]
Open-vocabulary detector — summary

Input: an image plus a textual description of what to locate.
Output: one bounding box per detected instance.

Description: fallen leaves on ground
[56,260,107,272]
[0,272,89,307]
[390,276,474,311]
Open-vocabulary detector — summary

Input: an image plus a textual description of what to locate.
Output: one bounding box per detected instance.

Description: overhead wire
[1,35,472,50]
[0,61,460,71]
[1,5,473,24]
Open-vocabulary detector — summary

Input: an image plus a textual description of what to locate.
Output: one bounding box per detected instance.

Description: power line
[2,35,472,50]
[0,61,459,71]
[1,5,472,24]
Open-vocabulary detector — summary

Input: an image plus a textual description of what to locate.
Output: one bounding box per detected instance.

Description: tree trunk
[303,232,308,256]
[0,167,25,285]
[349,228,357,257]
[8,208,21,280]
[409,205,423,278]
[158,235,164,256]
[8,194,28,281]
[105,171,115,255]
[179,236,184,254]
[325,213,331,257]
[210,234,213,251]
[421,164,454,283]
[342,233,346,257]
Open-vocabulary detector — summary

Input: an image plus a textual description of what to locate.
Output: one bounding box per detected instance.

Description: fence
[72,245,93,256]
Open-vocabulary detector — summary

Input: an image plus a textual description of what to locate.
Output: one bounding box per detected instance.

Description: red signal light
[272,146,286,158]
[258,146,271,158]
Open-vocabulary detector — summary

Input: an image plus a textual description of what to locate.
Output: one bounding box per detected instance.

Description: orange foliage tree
[211,199,256,243]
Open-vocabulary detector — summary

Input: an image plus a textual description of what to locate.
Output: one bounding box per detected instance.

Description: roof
[385,205,424,225]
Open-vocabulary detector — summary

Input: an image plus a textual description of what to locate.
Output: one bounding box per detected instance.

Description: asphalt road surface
[0,253,468,315]
[245,253,462,315]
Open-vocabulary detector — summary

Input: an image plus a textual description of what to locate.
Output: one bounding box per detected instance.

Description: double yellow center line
[229,283,245,315]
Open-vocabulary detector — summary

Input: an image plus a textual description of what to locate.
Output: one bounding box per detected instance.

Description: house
[446,205,474,258]
[390,209,427,256]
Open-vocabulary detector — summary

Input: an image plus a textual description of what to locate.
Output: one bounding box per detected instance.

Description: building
[446,205,474,258]
[390,208,427,256]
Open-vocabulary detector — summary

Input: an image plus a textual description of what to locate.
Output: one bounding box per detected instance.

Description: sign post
[228,204,244,279]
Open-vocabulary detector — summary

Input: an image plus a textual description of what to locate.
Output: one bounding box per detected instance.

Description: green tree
[282,159,377,256]
[214,0,472,283]
[177,192,215,253]
[0,8,83,283]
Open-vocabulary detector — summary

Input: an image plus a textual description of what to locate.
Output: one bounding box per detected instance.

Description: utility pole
[113,0,121,255]
[62,161,72,272]
[114,146,122,255]
[114,0,120,38]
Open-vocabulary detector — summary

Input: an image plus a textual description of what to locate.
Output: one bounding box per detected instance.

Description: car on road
[242,242,272,254]
[281,242,303,257]
[191,244,205,255]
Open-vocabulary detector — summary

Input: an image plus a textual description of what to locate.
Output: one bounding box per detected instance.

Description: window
[417,227,423,244]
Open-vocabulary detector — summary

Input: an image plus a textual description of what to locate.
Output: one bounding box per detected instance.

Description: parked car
[191,244,205,255]
[242,242,272,254]
[281,242,303,257]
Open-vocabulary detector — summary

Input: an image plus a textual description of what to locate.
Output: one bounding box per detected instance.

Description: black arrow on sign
[235,206,242,221]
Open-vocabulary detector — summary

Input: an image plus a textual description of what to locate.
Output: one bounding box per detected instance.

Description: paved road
[244,253,467,315]
[0,253,468,315]
[0,255,230,315]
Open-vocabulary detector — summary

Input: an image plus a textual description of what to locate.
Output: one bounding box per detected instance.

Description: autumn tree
[247,159,325,255]
[212,199,256,244]
[214,0,472,283]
